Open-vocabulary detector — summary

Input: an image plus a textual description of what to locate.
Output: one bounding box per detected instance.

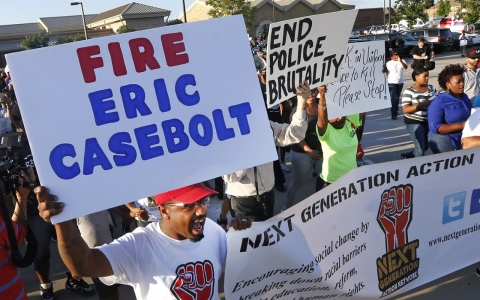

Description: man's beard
[190,233,205,243]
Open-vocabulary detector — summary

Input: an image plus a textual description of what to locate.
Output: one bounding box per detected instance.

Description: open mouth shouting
[192,217,206,234]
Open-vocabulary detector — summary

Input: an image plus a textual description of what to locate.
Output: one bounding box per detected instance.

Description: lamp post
[182,0,187,23]
[388,0,391,39]
[71,2,88,40]
[383,0,386,26]
[272,0,276,22]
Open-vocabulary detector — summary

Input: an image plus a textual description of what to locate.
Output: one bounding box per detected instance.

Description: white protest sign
[266,10,358,108]
[327,41,390,119]
[7,15,277,223]
[225,148,480,299]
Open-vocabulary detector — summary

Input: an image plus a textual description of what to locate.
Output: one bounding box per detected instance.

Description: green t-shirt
[317,114,362,183]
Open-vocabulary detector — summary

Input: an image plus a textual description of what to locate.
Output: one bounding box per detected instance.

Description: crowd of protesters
[2,33,480,300]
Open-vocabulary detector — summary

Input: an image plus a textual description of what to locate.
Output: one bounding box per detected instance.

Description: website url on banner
[428,223,480,247]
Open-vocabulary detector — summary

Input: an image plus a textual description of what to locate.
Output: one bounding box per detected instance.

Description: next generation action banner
[225,148,480,299]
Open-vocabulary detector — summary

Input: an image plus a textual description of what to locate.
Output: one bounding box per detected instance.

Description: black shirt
[412,45,432,66]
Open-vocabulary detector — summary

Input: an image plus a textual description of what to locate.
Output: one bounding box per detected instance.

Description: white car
[391,24,409,32]
[411,19,426,29]
[363,25,397,35]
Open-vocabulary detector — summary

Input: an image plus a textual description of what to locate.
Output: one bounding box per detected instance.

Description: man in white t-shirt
[35,183,252,300]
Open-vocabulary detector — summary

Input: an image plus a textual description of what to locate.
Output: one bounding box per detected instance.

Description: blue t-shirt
[428,92,473,149]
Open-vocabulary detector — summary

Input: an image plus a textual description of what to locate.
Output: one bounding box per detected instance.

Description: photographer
[0,167,36,300]
[8,107,95,299]
[412,38,434,70]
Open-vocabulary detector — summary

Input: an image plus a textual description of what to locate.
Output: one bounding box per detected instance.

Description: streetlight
[272,0,276,22]
[182,0,187,23]
[71,2,88,40]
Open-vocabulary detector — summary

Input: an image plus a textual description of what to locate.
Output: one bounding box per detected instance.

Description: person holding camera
[412,38,434,70]
[386,48,408,120]
[0,167,36,300]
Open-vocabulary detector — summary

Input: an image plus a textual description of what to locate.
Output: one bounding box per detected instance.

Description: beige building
[426,0,461,19]
[182,0,355,37]
[0,2,171,67]
[87,2,170,33]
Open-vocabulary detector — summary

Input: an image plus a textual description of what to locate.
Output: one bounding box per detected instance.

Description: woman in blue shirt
[428,64,473,153]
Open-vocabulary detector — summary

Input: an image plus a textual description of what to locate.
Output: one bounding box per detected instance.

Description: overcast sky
[0,0,382,25]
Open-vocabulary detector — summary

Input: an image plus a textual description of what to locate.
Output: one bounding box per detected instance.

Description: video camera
[0,131,33,195]
[0,131,37,268]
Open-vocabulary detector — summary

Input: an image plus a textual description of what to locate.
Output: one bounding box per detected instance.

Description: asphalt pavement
[19,50,480,299]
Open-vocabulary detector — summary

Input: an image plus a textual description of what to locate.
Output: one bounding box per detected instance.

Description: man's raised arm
[35,186,113,278]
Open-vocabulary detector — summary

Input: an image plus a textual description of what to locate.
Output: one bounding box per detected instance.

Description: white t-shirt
[135,197,161,222]
[98,219,226,300]
[386,59,407,84]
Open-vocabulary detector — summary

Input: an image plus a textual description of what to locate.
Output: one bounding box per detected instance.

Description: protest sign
[6,15,277,223]
[326,41,390,119]
[225,148,480,299]
[266,10,358,108]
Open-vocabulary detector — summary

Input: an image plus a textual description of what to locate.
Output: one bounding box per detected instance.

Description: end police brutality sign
[7,16,276,223]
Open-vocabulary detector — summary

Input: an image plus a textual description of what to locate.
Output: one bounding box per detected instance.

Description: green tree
[205,0,255,31]
[394,0,434,27]
[458,0,480,27]
[167,19,183,26]
[116,25,136,34]
[56,35,74,44]
[73,33,86,41]
[437,0,451,17]
[21,33,49,50]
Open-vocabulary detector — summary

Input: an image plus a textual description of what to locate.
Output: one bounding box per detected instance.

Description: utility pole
[273,0,275,22]
[182,0,188,23]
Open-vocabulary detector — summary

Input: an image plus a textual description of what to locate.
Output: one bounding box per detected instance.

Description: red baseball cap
[155,183,218,205]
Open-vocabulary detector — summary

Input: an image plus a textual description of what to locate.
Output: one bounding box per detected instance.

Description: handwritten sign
[6,16,277,223]
[326,41,390,119]
[266,10,358,108]
[225,148,480,299]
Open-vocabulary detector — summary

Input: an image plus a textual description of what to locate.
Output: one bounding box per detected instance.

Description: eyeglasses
[164,198,210,212]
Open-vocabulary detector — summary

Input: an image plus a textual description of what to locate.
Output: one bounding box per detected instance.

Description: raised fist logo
[170,260,215,300]
[377,185,413,252]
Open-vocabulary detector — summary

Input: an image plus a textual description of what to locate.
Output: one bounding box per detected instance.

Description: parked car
[406,28,453,52]
[363,32,404,55]
[351,29,361,37]
[401,33,433,56]
[465,33,480,46]
[423,17,445,28]
[391,24,409,32]
[411,19,426,29]
[348,36,369,43]
[398,19,426,29]
[451,32,474,50]
[439,17,474,34]
[363,25,396,35]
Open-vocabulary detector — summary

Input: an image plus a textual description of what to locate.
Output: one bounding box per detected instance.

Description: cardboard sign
[7,16,277,223]
[266,10,358,108]
[327,41,390,119]
[225,148,480,299]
